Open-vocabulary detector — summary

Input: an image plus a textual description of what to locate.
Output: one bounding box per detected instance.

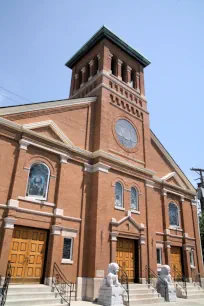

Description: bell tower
[65,26,152,169]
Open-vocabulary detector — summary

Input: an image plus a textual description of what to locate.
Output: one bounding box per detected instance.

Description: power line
[0,86,33,103]
[0,93,22,105]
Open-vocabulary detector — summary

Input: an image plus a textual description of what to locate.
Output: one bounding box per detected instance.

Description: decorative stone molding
[52,225,77,237]
[84,162,111,173]
[164,241,171,249]
[8,199,19,208]
[81,67,86,73]
[18,196,55,207]
[183,233,189,238]
[19,139,29,150]
[164,229,170,235]
[52,225,61,235]
[191,199,197,206]
[117,59,123,66]
[139,236,146,245]
[110,232,118,241]
[162,189,167,196]
[4,217,16,229]
[74,73,78,79]
[89,60,94,67]
[54,208,64,217]
[145,180,155,188]
[127,66,132,72]
[183,244,191,251]
[126,210,131,217]
[61,259,73,264]
[180,196,184,202]
[109,52,113,59]
[60,154,69,164]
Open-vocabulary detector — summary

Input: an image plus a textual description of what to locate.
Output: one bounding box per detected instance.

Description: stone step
[5,297,62,306]
[129,296,164,305]
[129,292,160,300]
[8,285,52,294]
[6,292,56,301]
[129,288,155,294]
[128,283,149,289]
[187,293,204,299]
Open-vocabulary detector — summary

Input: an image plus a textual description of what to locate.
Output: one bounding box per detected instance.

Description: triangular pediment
[111,213,144,234]
[161,172,186,189]
[22,120,74,146]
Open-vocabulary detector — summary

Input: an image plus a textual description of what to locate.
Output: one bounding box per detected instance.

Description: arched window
[131,187,138,211]
[115,182,123,208]
[169,202,179,227]
[26,163,50,200]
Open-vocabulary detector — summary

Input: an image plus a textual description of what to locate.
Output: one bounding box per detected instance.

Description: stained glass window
[115,119,137,149]
[26,163,49,199]
[131,187,138,210]
[115,182,123,207]
[62,238,73,260]
[169,203,179,226]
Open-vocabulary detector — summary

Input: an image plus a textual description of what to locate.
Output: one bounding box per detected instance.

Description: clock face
[115,119,137,149]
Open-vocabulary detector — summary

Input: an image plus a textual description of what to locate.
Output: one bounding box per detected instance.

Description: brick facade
[0,26,203,300]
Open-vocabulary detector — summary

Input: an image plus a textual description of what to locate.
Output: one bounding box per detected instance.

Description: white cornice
[0,97,97,116]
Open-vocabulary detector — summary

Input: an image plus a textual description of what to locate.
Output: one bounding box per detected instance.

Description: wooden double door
[116,238,139,283]
[170,246,183,280]
[9,226,48,283]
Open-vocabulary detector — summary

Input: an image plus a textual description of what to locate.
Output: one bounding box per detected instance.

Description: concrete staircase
[185,282,204,300]
[5,284,75,306]
[128,283,164,305]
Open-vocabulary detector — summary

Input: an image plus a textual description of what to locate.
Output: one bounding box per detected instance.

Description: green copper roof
[65,26,151,68]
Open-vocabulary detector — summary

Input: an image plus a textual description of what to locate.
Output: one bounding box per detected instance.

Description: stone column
[117,59,123,80]
[74,73,79,92]
[164,240,171,266]
[139,236,147,283]
[88,60,94,80]
[191,200,204,274]
[9,139,29,200]
[54,154,69,225]
[108,52,113,74]
[183,244,192,281]
[110,232,117,262]
[136,71,141,93]
[127,66,132,86]
[81,67,86,87]
[0,217,16,282]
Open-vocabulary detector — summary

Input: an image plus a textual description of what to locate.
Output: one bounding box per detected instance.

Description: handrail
[52,262,75,306]
[145,265,168,301]
[0,261,12,306]
[191,269,204,289]
[172,265,187,298]
[118,264,129,306]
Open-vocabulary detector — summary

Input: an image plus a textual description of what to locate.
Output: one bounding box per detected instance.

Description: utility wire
[0,86,33,103]
[0,93,22,105]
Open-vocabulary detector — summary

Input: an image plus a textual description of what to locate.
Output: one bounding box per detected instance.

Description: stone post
[89,60,94,80]
[117,59,123,80]
[81,67,86,87]
[127,66,132,85]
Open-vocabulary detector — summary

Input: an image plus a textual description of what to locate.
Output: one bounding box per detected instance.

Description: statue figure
[98,263,125,306]
[156,265,176,302]
[106,263,121,287]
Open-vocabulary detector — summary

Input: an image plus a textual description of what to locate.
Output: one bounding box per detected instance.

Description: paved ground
[71,299,204,306]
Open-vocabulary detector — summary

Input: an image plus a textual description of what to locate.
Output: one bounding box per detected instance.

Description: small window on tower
[121,63,127,82]
[111,56,117,76]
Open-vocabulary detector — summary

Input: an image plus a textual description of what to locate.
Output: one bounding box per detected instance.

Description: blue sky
[0,0,204,185]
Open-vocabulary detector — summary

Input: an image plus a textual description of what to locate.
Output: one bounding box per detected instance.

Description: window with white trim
[115,182,123,208]
[169,202,179,227]
[156,248,162,265]
[26,163,50,200]
[190,249,195,267]
[62,238,73,261]
[131,187,139,211]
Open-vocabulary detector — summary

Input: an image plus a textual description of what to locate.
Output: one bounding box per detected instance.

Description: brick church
[0,26,203,301]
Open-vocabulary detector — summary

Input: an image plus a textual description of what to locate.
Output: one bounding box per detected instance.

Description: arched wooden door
[116,238,135,282]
